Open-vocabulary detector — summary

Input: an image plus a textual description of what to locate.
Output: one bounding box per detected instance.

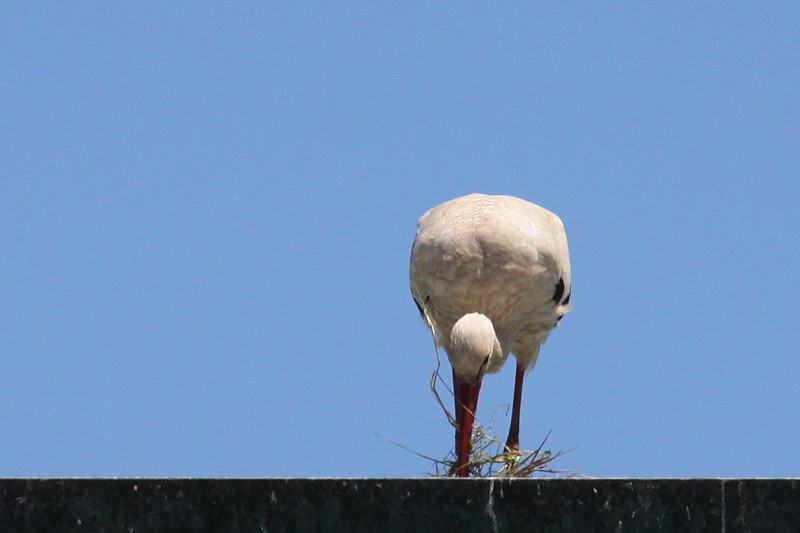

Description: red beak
[454,378,482,477]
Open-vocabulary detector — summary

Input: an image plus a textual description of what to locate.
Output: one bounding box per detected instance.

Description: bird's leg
[505,362,525,452]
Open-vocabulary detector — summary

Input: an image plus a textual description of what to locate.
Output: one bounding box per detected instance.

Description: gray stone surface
[0,478,797,532]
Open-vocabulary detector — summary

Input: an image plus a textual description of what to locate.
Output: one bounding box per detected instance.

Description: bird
[409,193,571,477]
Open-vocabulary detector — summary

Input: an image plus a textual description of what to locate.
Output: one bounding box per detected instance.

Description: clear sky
[2,3,798,478]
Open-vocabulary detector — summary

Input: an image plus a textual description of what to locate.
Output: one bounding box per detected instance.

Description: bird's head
[446,312,502,476]
[446,313,502,384]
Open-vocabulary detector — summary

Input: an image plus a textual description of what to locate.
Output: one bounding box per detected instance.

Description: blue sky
[2,3,798,478]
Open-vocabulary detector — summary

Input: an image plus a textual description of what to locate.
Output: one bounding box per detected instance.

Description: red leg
[505,362,525,452]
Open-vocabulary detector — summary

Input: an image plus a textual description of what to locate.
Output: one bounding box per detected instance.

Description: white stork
[409,193,571,477]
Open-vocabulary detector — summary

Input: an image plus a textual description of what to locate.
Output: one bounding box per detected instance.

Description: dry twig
[429,359,575,478]
[383,347,577,478]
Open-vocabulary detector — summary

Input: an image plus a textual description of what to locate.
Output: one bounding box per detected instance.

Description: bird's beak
[454,379,482,477]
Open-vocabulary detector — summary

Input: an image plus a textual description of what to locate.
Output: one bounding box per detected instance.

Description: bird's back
[410,193,571,369]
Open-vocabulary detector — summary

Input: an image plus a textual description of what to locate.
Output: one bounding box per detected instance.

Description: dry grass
[427,361,576,478]
[380,349,580,478]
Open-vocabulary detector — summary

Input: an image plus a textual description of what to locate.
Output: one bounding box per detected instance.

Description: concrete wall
[1,478,798,532]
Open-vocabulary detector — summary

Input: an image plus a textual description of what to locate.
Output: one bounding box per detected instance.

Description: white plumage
[409,193,571,476]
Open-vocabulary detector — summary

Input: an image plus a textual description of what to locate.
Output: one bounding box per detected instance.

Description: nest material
[428,363,576,478]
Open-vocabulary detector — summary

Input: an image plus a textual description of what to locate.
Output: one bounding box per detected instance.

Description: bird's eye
[477,354,490,380]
